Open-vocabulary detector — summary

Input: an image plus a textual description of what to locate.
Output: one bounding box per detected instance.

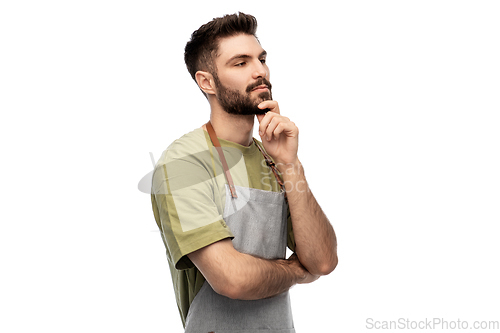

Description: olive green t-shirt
[151,127,295,327]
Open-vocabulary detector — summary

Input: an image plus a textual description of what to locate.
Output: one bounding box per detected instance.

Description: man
[151,12,338,332]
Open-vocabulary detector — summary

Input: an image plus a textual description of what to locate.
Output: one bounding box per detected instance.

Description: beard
[214,75,273,116]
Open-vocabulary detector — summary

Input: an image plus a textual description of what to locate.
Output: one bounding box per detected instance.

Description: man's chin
[218,92,272,116]
[253,108,269,115]
[238,107,268,116]
[222,106,267,116]
[253,93,272,114]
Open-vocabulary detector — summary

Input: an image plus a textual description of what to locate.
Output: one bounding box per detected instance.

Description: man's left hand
[256,100,299,170]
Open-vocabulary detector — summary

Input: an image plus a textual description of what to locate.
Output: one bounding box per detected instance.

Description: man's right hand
[287,253,320,284]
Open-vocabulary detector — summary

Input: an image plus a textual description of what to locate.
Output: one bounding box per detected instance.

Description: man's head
[184,13,272,115]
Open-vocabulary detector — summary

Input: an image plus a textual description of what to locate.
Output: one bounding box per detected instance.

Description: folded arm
[188,239,317,300]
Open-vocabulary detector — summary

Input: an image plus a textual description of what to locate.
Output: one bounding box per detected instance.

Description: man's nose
[252,60,268,79]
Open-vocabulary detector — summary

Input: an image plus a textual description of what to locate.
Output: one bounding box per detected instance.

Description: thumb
[256,114,265,123]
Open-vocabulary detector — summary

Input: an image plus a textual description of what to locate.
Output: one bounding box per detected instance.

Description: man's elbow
[316,254,338,276]
[210,274,247,300]
[215,283,242,300]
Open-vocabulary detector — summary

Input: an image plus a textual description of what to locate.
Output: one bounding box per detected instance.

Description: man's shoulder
[152,127,215,194]
[157,127,210,165]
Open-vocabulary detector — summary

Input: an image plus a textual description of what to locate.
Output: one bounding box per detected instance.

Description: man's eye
[235,62,246,67]
[260,59,266,64]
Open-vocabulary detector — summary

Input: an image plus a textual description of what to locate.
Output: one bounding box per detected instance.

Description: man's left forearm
[280,159,338,276]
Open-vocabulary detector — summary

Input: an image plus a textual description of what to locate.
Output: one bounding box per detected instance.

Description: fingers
[258,100,280,114]
[256,100,279,134]
[256,113,266,124]
[267,119,287,141]
[258,112,294,141]
[256,101,299,148]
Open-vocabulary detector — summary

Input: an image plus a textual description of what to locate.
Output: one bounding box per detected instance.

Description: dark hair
[184,12,258,81]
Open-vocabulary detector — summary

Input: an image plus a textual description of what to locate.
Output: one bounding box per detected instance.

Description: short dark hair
[184,12,258,81]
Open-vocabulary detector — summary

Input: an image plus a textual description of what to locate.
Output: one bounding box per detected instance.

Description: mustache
[246,78,272,93]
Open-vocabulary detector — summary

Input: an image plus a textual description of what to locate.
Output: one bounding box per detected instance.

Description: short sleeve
[152,150,234,270]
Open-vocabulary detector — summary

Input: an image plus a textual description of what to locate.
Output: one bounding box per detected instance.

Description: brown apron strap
[253,138,286,192]
[206,121,238,198]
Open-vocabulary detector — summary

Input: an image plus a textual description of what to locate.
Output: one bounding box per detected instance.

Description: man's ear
[195,71,216,96]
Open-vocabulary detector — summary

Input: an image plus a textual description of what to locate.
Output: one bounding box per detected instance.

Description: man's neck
[204,107,255,147]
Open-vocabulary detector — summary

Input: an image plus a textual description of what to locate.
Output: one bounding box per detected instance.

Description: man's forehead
[216,34,265,60]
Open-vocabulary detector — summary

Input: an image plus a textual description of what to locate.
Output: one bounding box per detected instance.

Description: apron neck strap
[253,138,286,192]
[205,121,286,197]
[206,121,238,198]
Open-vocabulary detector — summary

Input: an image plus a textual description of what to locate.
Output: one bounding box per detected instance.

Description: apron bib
[183,122,295,333]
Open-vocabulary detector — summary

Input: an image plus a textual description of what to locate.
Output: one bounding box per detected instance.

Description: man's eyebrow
[225,50,267,65]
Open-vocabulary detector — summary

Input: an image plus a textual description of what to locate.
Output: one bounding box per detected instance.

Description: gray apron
[184,122,295,333]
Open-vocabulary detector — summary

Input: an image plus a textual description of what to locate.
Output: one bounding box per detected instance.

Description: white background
[1,1,499,332]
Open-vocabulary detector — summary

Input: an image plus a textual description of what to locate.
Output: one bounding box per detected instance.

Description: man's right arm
[188,239,318,300]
